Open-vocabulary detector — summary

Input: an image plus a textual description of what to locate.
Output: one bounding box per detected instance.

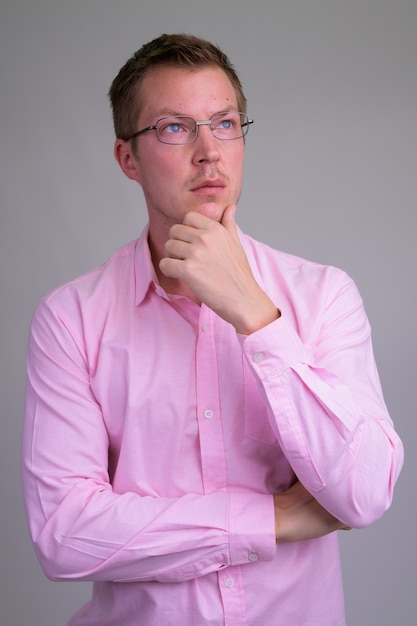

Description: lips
[190,178,226,193]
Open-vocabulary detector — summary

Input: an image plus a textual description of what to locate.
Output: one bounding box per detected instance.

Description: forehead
[136,65,239,120]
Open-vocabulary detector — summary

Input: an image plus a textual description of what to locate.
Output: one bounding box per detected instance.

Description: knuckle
[198,231,210,246]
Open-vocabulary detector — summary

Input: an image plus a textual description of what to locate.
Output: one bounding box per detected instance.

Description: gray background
[1,1,415,624]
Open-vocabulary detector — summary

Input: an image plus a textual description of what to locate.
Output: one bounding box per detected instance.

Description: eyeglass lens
[156,111,249,144]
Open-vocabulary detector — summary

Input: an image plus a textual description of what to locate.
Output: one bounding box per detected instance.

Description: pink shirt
[22,227,403,625]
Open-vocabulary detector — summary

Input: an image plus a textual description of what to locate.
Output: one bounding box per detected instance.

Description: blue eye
[218,119,233,129]
[158,118,194,136]
[166,123,182,133]
[212,114,240,134]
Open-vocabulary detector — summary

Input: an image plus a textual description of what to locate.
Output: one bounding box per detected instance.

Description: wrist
[234,298,280,335]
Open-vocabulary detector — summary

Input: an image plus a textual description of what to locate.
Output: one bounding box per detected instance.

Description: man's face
[127,65,245,232]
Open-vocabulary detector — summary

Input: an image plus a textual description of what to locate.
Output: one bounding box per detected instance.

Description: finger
[159,256,182,279]
[221,204,238,237]
[170,222,203,243]
[182,211,214,229]
[164,238,190,260]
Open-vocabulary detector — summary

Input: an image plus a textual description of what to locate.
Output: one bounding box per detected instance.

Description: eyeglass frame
[123,111,254,144]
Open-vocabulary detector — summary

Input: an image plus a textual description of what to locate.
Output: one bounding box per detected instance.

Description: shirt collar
[134,225,158,305]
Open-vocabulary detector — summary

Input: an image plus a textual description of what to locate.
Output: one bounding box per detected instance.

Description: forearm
[241,314,404,528]
[23,374,276,583]
[23,474,275,583]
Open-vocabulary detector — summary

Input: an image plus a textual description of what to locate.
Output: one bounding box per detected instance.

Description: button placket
[195,307,227,493]
[218,566,246,625]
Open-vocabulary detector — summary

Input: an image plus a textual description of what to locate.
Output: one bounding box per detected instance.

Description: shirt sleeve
[22,298,276,583]
[239,272,403,529]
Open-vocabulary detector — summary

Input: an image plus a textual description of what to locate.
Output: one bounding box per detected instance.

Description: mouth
[190,178,226,195]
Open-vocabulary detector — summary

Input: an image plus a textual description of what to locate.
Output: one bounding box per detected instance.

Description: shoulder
[241,231,352,288]
[240,232,363,328]
[31,239,139,333]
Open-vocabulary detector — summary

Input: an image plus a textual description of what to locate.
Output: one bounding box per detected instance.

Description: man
[22,34,403,625]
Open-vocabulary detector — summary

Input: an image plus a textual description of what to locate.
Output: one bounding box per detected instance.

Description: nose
[192,123,220,165]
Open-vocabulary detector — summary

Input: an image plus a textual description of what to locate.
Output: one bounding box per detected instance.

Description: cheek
[137,154,175,190]
[230,143,245,169]
[138,159,183,210]
[230,153,244,194]
[152,154,181,182]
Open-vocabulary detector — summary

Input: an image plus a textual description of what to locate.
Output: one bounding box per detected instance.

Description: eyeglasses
[124,111,253,144]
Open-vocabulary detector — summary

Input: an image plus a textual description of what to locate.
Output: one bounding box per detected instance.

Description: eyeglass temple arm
[124,125,157,141]
[242,119,254,128]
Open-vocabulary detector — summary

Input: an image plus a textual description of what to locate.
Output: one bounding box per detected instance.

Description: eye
[158,116,194,136]
[162,122,185,134]
[218,119,233,129]
[212,113,240,133]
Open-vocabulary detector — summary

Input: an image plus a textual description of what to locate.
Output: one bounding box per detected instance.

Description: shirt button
[225,577,235,588]
[253,352,264,363]
[249,552,258,562]
[204,409,214,419]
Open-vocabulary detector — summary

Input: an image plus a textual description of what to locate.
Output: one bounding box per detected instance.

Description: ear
[114,139,142,184]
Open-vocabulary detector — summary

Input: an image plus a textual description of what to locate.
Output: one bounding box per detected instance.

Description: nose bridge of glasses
[195,119,214,133]
[195,119,213,127]
[193,119,217,142]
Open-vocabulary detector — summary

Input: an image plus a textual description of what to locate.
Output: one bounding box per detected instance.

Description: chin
[194,202,225,222]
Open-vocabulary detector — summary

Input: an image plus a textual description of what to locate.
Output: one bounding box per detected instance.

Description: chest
[90,295,291,496]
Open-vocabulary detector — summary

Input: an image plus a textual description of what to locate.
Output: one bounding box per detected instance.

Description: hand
[159,206,279,334]
[274,481,351,543]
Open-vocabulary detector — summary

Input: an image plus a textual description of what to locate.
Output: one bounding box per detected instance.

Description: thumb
[221,204,237,233]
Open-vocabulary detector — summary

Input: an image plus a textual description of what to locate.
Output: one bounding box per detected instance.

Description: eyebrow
[152,106,239,119]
